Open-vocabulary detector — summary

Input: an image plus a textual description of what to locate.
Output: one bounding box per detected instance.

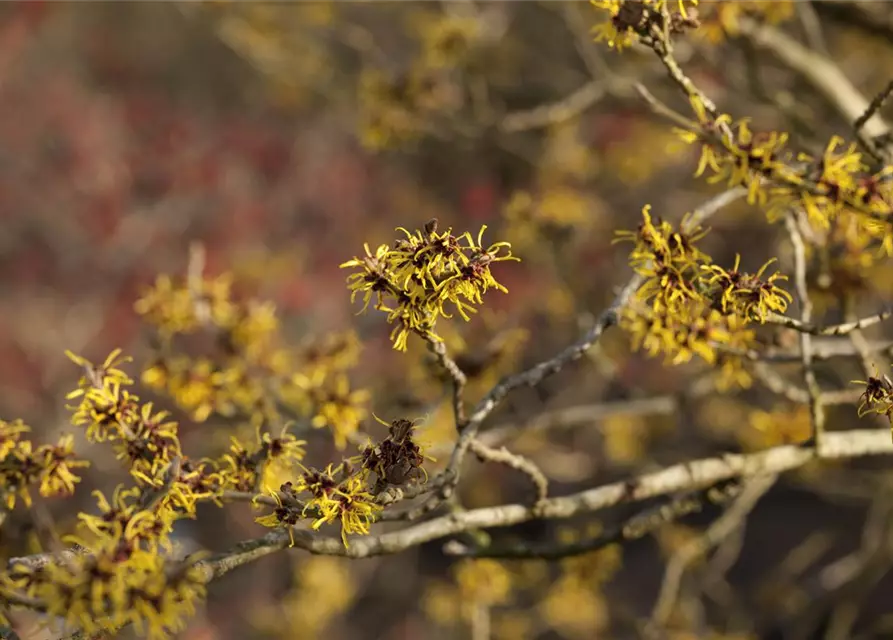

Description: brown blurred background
[3,2,893,639]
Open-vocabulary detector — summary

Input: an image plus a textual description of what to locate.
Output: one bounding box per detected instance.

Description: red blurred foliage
[0,4,532,424]
[461,181,499,220]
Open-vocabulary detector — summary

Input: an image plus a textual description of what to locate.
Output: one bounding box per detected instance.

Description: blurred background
[3,2,893,638]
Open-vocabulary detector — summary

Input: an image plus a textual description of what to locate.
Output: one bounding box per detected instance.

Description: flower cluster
[304,373,371,450]
[66,349,185,488]
[417,13,481,70]
[64,344,407,555]
[699,254,793,323]
[592,0,795,50]
[591,0,700,51]
[0,333,395,638]
[593,1,893,263]
[10,543,206,639]
[694,1,794,43]
[133,273,238,340]
[65,349,307,513]
[78,485,176,553]
[8,481,202,638]
[0,419,88,510]
[256,463,381,548]
[616,205,791,387]
[854,369,893,425]
[340,219,518,351]
[675,94,893,249]
[255,415,433,547]
[675,100,796,206]
[361,416,434,490]
[357,13,482,150]
[136,264,370,449]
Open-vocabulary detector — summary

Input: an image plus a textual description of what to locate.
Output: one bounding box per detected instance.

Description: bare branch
[434,271,643,506]
[444,480,743,560]
[500,81,607,133]
[764,307,893,337]
[648,474,778,632]
[855,78,893,139]
[7,545,88,573]
[795,0,829,57]
[736,16,891,162]
[784,214,824,447]
[427,337,468,427]
[469,439,549,506]
[187,429,893,565]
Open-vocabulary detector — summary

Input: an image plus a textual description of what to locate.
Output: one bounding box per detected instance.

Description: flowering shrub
[3,3,893,639]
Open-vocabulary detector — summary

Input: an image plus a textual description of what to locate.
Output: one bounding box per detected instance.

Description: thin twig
[470,395,679,453]
[796,0,829,58]
[751,360,811,404]
[842,294,886,384]
[853,80,893,161]
[500,81,607,133]
[469,439,549,506]
[785,214,825,449]
[7,545,88,572]
[635,82,698,130]
[648,474,778,633]
[764,307,893,336]
[718,338,893,364]
[435,272,643,506]
[736,16,891,162]
[426,337,468,428]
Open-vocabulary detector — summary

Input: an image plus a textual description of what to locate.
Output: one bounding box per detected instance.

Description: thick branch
[197,429,893,565]
[443,480,744,560]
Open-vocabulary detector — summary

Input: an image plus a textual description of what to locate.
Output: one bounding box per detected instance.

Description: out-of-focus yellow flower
[744,406,811,450]
[307,374,370,450]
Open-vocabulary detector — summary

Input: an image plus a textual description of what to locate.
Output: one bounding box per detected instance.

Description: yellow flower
[135,273,237,337]
[309,374,370,450]
[37,545,207,640]
[454,559,513,609]
[341,222,518,351]
[0,419,30,460]
[78,485,175,552]
[698,256,792,323]
[65,348,134,399]
[37,434,90,499]
[744,406,811,450]
[418,13,480,69]
[307,473,381,547]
